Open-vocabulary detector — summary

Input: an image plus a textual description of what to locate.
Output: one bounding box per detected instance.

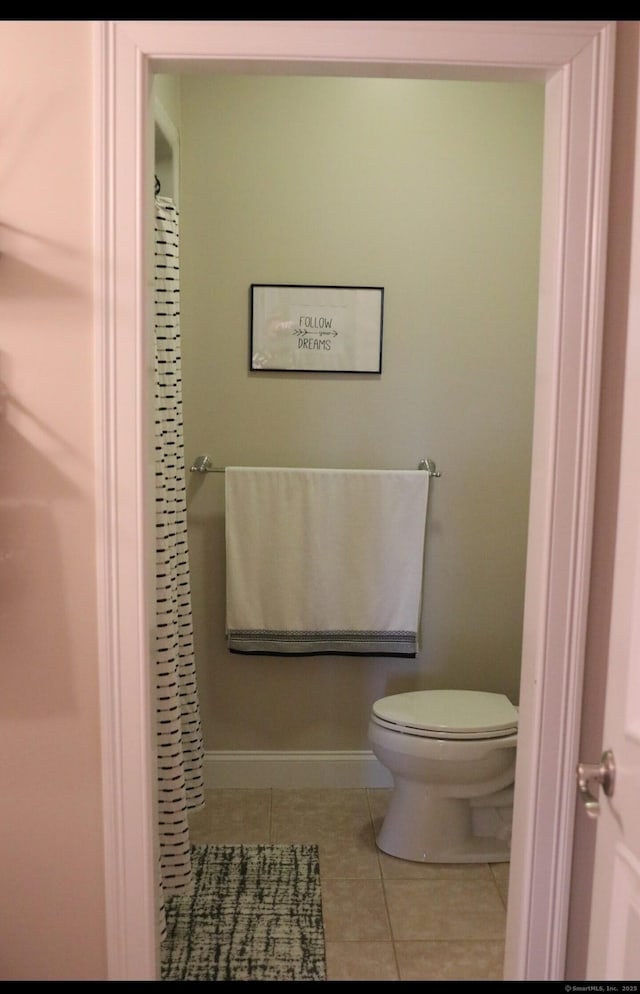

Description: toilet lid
[372,690,518,739]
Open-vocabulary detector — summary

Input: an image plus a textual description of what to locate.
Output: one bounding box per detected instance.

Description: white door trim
[94,19,616,981]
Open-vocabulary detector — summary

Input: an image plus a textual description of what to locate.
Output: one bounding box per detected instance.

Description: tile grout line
[489,861,509,912]
[366,787,402,981]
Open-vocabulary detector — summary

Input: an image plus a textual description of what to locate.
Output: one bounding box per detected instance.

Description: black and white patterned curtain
[154,197,205,931]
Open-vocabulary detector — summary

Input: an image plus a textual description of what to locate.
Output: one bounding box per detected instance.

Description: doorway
[95,20,616,981]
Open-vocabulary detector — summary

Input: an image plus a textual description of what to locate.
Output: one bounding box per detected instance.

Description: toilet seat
[371,690,518,740]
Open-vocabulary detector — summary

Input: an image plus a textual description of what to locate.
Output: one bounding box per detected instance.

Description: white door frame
[94,20,616,981]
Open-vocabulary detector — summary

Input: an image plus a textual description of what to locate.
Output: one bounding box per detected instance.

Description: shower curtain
[153,195,205,931]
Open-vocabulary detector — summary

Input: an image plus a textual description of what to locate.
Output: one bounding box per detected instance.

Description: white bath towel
[225,467,430,656]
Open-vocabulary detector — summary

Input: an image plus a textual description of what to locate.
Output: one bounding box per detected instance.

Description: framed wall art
[250,283,384,373]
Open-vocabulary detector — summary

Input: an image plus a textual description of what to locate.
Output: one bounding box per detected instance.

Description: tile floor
[188,787,508,981]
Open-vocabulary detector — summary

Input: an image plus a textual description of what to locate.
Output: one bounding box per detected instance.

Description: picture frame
[250,283,384,373]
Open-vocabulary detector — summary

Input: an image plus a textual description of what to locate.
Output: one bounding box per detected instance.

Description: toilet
[368,689,518,863]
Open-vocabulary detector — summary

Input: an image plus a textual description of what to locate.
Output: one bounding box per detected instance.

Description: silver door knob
[576,749,615,818]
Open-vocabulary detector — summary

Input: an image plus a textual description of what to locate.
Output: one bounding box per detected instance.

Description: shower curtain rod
[189,455,442,478]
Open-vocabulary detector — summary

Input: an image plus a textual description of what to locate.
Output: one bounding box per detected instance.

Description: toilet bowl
[368,689,518,863]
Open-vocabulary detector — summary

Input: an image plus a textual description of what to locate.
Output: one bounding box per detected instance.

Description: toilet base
[375,830,511,864]
[375,786,512,864]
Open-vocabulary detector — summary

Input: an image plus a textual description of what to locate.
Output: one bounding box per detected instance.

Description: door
[585,42,640,978]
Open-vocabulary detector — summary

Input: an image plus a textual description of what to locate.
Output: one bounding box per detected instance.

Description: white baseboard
[203,749,393,789]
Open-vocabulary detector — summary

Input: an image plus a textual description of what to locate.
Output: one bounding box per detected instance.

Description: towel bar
[418,458,441,478]
[190,455,441,477]
[190,454,224,474]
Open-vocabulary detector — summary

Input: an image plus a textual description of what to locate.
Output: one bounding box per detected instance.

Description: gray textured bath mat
[160,843,326,981]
